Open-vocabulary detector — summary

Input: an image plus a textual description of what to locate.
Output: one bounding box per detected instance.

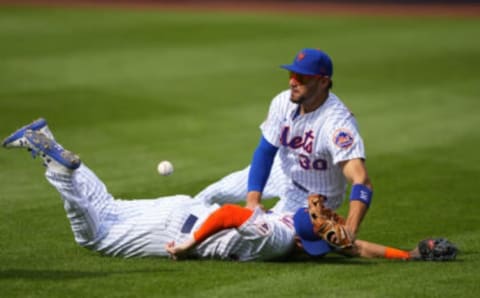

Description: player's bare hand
[165,238,197,260]
[344,226,356,243]
[165,241,180,260]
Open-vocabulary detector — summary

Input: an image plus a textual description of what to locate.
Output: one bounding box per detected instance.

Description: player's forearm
[246,191,262,209]
[347,240,385,258]
[345,200,368,236]
[345,178,373,236]
[165,238,197,259]
[176,238,197,252]
[246,136,278,208]
[348,240,411,260]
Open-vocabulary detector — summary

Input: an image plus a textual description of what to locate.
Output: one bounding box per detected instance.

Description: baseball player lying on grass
[2,119,457,262]
[167,193,457,262]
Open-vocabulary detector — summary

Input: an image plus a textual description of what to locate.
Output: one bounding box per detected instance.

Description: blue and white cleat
[2,118,55,149]
[24,129,81,171]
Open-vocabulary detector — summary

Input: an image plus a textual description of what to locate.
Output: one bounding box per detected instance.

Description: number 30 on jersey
[299,154,327,170]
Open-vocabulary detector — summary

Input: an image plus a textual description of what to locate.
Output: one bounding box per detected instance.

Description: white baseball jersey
[195,90,365,213]
[45,164,295,260]
[194,208,296,261]
[261,90,365,210]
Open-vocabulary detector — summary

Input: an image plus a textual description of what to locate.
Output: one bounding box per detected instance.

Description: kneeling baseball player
[3,119,457,262]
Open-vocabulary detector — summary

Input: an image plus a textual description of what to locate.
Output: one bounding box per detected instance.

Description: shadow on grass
[267,253,379,265]
[280,253,464,264]
[0,267,176,280]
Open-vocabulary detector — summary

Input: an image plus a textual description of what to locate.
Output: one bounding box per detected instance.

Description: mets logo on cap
[296,52,305,61]
[333,128,354,149]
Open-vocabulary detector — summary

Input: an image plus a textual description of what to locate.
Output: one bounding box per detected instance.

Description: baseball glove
[417,238,458,261]
[308,194,353,249]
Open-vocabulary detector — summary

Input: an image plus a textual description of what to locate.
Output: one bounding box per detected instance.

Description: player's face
[288,72,329,104]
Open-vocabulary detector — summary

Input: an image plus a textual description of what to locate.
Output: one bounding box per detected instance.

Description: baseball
[157,160,174,176]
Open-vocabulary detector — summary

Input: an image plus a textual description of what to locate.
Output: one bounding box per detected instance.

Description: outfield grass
[0,5,479,298]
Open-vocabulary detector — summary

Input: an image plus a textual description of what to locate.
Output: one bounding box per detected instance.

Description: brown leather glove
[308,194,353,249]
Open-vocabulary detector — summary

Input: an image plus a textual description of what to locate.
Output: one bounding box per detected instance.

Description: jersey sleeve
[326,115,366,164]
[237,208,293,239]
[237,207,273,240]
[237,208,296,260]
[193,204,253,243]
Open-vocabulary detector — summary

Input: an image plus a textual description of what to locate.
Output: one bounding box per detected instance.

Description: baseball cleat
[417,237,457,261]
[24,129,81,171]
[2,118,54,149]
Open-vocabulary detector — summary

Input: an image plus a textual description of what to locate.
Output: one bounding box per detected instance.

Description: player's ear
[294,236,303,249]
[319,76,332,89]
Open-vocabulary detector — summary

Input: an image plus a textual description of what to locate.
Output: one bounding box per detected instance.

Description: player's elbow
[350,175,372,190]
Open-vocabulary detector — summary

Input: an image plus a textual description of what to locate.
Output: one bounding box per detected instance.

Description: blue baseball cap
[293,208,332,256]
[281,48,333,77]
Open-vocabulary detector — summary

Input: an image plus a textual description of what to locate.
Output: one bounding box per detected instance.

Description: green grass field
[0,5,479,297]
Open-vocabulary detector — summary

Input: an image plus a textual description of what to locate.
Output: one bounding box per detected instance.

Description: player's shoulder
[272,89,292,104]
[324,92,355,119]
[323,93,362,139]
[326,92,348,109]
[269,89,294,111]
